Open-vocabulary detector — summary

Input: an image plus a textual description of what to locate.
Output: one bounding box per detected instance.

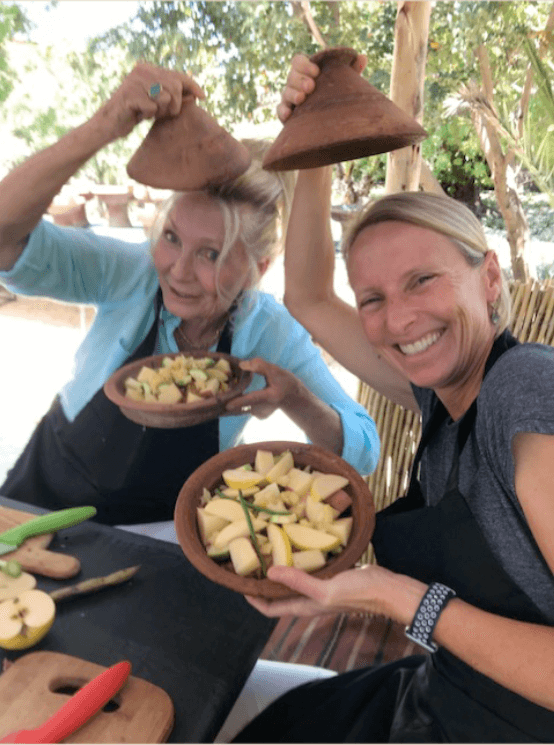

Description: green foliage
[0,3,29,102]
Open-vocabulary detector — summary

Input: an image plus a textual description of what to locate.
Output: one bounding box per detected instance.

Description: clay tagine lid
[127,96,252,190]
[263,47,428,171]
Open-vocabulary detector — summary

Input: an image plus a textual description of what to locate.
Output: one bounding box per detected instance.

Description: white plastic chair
[214,659,338,743]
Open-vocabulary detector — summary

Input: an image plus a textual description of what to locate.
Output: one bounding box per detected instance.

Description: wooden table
[0,496,276,743]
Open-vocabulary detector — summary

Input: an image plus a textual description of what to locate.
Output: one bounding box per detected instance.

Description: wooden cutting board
[0,506,81,579]
[0,651,174,743]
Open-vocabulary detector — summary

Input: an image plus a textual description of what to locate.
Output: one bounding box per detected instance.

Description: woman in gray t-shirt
[233,52,554,744]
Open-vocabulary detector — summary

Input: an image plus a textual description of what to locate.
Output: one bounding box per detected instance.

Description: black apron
[1,289,232,525]
[234,330,554,743]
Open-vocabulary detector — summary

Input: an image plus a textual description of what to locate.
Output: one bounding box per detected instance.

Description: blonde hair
[150,139,297,306]
[342,191,511,335]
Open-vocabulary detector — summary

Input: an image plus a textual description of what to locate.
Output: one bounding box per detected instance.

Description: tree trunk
[474,46,529,282]
[385,1,431,194]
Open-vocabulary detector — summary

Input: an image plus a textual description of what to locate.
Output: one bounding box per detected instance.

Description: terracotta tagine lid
[127,95,252,190]
[263,47,428,171]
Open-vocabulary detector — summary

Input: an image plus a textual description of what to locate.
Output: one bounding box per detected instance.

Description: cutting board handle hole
[49,678,121,713]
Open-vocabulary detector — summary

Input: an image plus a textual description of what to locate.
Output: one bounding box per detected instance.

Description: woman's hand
[277,52,368,123]
[90,62,206,143]
[246,564,426,625]
[225,357,301,419]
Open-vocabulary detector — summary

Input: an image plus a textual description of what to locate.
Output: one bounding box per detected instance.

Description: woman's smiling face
[152,191,249,321]
[347,221,500,397]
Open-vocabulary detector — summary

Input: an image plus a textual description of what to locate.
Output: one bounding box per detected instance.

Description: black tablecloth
[0,497,276,743]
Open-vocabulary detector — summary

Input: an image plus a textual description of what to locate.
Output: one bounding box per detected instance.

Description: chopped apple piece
[186,389,203,403]
[255,450,275,476]
[283,524,341,552]
[220,486,259,498]
[222,469,264,490]
[292,549,327,572]
[213,517,267,549]
[265,451,294,483]
[305,496,338,524]
[287,468,314,497]
[326,516,353,546]
[267,524,293,567]
[229,537,260,576]
[197,508,228,544]
[253,483,281,506]
[310,474,350,502]
[157,382,183,404]
[204,498,245,522]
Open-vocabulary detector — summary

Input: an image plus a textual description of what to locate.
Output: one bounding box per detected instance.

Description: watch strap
[405,581,456,653]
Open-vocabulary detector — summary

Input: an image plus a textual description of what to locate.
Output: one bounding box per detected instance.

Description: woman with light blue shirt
[0,62,379,526]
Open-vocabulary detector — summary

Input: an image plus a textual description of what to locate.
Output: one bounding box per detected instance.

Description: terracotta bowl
[103,351,253,429]
[174,441,375,598]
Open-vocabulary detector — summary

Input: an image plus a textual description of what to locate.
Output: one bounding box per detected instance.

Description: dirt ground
[0,291,95,329]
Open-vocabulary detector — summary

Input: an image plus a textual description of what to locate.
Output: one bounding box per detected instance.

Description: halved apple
[0,571,37,602]
[0,589,56,650]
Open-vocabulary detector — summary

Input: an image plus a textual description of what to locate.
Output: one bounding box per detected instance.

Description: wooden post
[385,1,431,194]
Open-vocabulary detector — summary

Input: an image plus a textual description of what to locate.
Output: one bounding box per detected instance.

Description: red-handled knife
[0,660,131,743]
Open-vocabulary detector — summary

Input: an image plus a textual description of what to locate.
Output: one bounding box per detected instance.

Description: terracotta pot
[174,441,376,599]
[127,96,252,190]
[263,46,428,171]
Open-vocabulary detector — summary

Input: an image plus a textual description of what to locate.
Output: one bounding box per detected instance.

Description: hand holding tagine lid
[263,46,428,171]
[127,92,252,190]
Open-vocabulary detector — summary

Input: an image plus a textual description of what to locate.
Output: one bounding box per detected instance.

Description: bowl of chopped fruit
[103,351,253,428]
[174,441,375,598]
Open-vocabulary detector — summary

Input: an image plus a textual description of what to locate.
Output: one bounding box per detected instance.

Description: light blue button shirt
[0,220,380,475]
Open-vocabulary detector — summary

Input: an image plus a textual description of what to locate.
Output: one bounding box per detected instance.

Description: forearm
[281,381,343,455]
[0,117,113,268]
[382,573,554,712]
[283,166,336,315]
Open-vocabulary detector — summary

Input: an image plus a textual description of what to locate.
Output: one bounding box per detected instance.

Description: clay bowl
[103,351,253,429]
[174,441,375,598]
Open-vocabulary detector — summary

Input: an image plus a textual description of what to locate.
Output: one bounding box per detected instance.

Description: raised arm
[281,55,416,410]
[0,63,204,271]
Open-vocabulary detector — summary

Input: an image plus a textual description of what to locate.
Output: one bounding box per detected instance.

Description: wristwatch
[405,582,456,653]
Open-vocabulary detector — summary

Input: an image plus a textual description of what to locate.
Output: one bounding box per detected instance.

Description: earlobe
[483,251,502,302]
[257,258,270,278]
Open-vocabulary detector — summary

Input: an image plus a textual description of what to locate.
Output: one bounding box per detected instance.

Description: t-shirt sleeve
[478,344,554,498]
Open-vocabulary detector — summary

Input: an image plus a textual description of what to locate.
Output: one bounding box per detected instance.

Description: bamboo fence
[358,278,554,563]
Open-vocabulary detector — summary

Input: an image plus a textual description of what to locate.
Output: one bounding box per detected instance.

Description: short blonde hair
[150,139,297,305]
[342,191,511,335]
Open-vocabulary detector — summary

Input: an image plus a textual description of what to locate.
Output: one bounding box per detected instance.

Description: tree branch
[291,1,328,49]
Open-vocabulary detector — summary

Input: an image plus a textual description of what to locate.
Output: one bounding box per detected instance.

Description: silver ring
[241,405,252,413]
[148,82,163,99]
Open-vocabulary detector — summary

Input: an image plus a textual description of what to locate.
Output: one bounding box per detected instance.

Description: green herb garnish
[238,490,267,577]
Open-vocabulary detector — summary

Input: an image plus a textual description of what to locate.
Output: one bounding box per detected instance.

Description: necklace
[174,321,225,351]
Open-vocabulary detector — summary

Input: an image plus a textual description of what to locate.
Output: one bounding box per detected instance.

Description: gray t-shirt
[413,342,554,623]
